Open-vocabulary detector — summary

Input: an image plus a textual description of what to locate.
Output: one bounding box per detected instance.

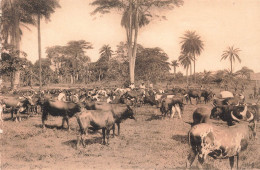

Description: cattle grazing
[186,120,254,169]
[160,97,184,119]
[75,104,135,148]
[39,98,82,130]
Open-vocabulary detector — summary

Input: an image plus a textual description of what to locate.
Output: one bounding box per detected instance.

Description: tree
[178,52,192,84]
[171,60,179,79]
[180,30,204,84]
[0,45,27,88]
[21,0,60,90]
[46,40,93,84]
[235,66,253,80]
[135,47,170,83]
[221,46,241,74]
[91,0,184,84]
[1,0,35,89]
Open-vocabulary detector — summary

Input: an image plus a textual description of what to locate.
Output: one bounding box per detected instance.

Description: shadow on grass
[172,134,188,144]
[63,136,103,149]
[145,114,162,121]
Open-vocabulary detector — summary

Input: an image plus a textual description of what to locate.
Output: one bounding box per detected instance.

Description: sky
[20,0,260,74]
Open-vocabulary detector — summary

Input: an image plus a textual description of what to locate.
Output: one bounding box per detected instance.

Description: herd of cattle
[0,86,259,169]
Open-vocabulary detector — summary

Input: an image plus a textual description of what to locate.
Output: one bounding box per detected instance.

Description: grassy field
[1,95,259,170]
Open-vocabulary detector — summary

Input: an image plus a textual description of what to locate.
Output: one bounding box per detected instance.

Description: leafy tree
[235,66,253,80]
[33,58,54,85]
[21,0,60,90]
[180,30,204,83]
[135,47,170,83]
[46,40,93,84]
[221,46,241,73]
[0,45,27,88]
[1,0,35,89]
[91,0,184,84]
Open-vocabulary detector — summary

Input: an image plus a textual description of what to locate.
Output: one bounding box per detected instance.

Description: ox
[39,98,82,130]
[192,107,211,126]
[186,119,254,169]
[75,104,135,148]
[160,96,184,119]
[187,89,202,105]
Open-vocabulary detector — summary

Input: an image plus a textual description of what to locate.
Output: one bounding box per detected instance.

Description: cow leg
[171,107,175,118]
[197,156,204,169]
[229,156,235,170]
[112,124,115,137]
[11,109,14,120]
[117,122,120,136]
[66,117,70,131]
[62,117,65,128]
[106,129,110,145]
[102,128,106,145]
[42,111,47,129]
[186,148,197,169]
[176,105,182,119]
[236,154,239,170]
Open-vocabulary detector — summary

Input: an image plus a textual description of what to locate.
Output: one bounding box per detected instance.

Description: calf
[186,120,254,169]
[75,104,135,148]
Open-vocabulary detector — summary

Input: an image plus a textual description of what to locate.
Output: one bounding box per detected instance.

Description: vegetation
[221,46,241,73]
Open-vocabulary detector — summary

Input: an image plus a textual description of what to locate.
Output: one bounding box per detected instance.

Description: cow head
[123,105,136,120]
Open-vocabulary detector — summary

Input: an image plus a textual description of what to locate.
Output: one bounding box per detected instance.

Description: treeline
[0,40,254,89]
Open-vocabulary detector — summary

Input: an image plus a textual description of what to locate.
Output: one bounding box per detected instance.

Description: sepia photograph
[0,0,260,169]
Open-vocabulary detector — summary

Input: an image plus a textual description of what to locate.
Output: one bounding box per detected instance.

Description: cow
[192,107,211,126]
[0,95,34,122]
[0,104,4,122]
[186,119,254,169]
[160,96,184,119]
[201,90,215,104]
[75,104,135,148]
[187,89,202,105]
[39,97,82,130]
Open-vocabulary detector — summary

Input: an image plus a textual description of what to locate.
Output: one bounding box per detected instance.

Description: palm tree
[221,46,241,74]
[180,30,204,84]
[179,53,192,84]
[22,0,60,90]
[171,60,179,79]
[91,0,184,84]
[99,44,113,61]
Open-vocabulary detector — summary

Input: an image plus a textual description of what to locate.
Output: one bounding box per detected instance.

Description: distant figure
[149,83,153,89]
[129,83,135,90]
[58,90,67,102]
[139,82,145,89]
[224,84,228,91]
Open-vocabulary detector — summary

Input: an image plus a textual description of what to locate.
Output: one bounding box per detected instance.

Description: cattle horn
[231,111,241,122]
[247,111,254,122]
[240,105,248,117]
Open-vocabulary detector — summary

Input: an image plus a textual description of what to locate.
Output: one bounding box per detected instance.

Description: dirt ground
[1,100,260,170]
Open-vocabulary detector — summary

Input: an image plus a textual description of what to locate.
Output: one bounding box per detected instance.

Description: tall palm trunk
[12,7,21,89]
[186,67,188,84]
[230,58,233,73]
[37,13,42,91]
[194,55,196,84]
